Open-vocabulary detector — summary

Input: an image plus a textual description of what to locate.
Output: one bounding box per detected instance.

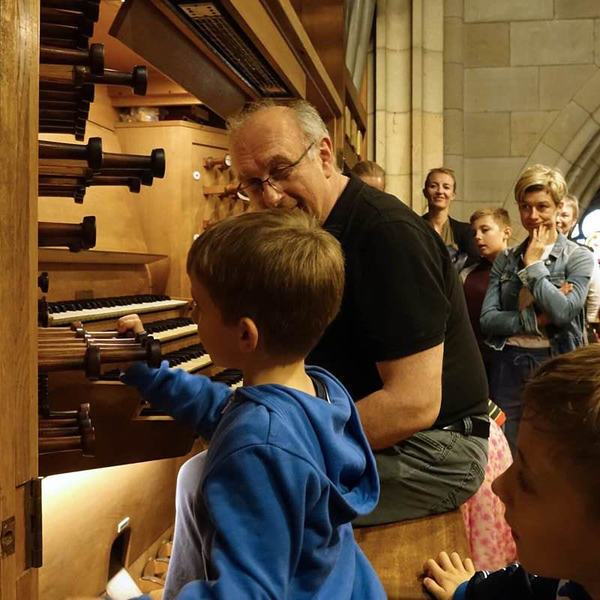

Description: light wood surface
[0,0,39,598]
[354,510,470,600]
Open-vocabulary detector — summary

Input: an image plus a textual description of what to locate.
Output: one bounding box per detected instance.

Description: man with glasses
[139,100,489,597]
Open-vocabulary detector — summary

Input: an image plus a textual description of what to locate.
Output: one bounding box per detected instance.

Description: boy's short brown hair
[469,207,511,229]
[523,345,600,511]
[186,209,345,359]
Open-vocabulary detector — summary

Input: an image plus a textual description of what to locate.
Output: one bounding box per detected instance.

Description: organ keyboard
[40,294,189,325]
[143,317,198,342]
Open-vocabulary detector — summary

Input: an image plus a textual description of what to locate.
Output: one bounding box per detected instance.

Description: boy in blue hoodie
[120,209,385,600]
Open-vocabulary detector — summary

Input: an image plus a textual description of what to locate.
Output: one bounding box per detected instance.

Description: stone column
[375,0,444,211]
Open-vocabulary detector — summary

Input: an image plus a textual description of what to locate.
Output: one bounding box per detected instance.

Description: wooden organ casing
[2,0,365,598]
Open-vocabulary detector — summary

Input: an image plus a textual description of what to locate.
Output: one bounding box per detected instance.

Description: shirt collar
[322,172,364,240]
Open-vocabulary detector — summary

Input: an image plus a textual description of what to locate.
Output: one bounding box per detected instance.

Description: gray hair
[227,99,330,161]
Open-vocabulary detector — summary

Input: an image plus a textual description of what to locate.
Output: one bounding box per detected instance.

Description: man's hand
[116,313,145,335]
[523,224,557,266]
[422,551,475,600]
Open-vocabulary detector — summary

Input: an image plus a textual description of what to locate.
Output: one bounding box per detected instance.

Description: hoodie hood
[211,365,380,519]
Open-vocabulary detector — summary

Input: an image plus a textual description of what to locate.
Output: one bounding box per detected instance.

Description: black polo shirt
[308,173,488,427]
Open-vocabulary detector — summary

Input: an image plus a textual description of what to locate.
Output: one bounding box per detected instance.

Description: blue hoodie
[121,362,385,600]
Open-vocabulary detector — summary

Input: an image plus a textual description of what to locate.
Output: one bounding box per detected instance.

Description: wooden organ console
[2,0,365,598]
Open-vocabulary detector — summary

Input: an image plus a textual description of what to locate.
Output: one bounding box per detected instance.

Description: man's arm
[356,343,443,450]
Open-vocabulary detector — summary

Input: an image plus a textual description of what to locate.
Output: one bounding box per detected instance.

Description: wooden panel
[114,121,235,297]
[261,0,343,120]
[39,458,181,599]
[0,0,39,596]
[354,510,470,600]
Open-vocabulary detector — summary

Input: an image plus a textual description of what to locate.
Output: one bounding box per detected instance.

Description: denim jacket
[480,233,593,354]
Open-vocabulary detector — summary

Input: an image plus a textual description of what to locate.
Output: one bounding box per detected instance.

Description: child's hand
[116,313,145,335]
[422,551,475,600]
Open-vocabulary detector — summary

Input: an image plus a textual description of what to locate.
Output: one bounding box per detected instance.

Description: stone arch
[524,67,600,214]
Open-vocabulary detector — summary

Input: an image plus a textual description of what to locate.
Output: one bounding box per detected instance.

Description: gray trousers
[354,426,488,526]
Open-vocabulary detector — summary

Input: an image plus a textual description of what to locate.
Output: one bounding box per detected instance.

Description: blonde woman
[480,165,594,453]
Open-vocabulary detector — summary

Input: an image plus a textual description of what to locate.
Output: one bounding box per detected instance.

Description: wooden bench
[354,509,469,600]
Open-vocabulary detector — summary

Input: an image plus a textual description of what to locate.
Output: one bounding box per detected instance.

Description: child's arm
[422,551,475,600]
[423,554,554,600]
[120,361,231,439]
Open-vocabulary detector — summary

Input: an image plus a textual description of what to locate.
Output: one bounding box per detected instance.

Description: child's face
[492,418,598,583]
[190,275,238,367]
[471,216,509,259]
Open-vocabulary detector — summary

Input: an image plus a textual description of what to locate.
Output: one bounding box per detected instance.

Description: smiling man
[228,100,489,521]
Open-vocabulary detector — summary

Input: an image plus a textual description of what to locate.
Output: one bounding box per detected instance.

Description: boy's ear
[237,317,259,353]
[504,226,513,241]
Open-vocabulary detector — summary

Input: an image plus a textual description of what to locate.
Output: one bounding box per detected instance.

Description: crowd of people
[85,100,599,600]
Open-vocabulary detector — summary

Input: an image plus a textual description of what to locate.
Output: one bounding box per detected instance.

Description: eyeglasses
[236,142,315,201]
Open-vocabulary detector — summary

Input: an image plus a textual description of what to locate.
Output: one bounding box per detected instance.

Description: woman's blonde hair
[514,164,567,206]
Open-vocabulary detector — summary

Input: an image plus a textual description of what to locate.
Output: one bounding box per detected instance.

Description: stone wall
[443,0,600,236]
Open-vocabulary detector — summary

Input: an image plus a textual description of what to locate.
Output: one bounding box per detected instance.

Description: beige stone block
[594,105,600,124]
[444,0,462,18]
[464,112,510,157]
[510,111,558,157]
[385,174,411,205]
[540,65,598,110]
[423,111,444,166]
[563,118,600,163]
[385,48,412,113]
[423,50,444,113]
[375,47,387,111]
[596,20,600,66]
[511,21,594,66]
[444,17,463,64]
[376,2,387,49]
[444,62,463,110]
[424,0,444,52]
[574,67,600,112]
[464,157,525,204]
[528,141,562,167]
[444,109,463,155]
[464,23,509,68]
[443,154,464,194]
[375,109,387,167]
[384,0,411,51]
[464,67,538,112]
[556,155,573,177]
[386,111,412,175]
[465,0,553,22]
[543,102,589,153]
[555,0,600,18]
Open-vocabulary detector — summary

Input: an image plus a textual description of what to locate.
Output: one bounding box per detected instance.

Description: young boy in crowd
[422,344,600,600]
[121,209,385,600]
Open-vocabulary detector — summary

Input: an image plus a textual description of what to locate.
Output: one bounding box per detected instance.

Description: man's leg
[354,427,488,526]
[163,451,208,600]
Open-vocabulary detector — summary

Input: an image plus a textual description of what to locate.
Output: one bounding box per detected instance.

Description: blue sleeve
[454,581,469,600]
[120,361,231,439]
[480,252,536,336]
[463,563,562,599]
[168,445,317,600]
[519,247,593,327]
